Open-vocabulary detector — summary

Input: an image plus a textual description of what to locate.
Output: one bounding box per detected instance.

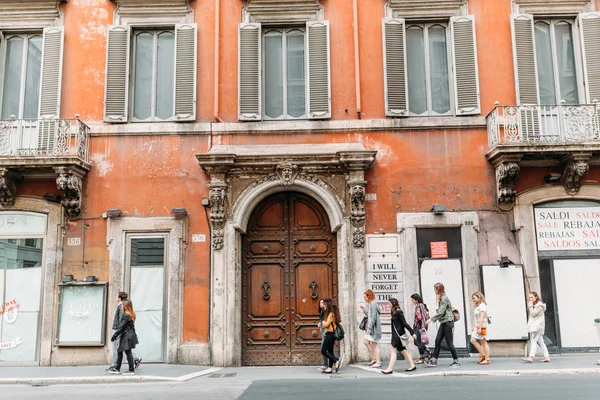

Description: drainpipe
[213,0,223,123]
[353,0,362,119]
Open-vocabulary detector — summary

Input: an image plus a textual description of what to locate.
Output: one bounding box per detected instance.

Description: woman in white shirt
[470,291,490,365]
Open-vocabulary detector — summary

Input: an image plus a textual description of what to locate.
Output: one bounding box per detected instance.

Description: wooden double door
[242,192,337,366]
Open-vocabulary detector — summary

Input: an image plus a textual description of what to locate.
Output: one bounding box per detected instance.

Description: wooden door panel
[242,192,336,366]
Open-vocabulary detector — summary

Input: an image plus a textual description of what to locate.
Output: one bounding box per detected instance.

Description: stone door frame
[197,144,376,367]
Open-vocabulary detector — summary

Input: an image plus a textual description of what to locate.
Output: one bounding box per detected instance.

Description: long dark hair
[323,298,341,323]
[389,298,402,316]
[411,293,429,311]
[122,300,136,322]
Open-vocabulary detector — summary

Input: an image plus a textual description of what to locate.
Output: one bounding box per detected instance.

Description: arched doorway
[241,191,337,366]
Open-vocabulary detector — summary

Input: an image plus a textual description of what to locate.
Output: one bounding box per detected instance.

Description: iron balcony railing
[487,103,600,149]
[0,117,90,163]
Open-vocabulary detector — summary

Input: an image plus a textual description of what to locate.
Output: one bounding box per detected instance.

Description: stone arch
[232,179,344,234]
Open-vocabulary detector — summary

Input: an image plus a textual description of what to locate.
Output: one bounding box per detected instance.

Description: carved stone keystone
[275,163,299,186]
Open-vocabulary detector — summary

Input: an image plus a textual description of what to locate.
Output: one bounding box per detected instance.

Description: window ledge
[387,0,467,19]
[243,0,324,23]
[513,0,594,15]
[112,0,193,25]
[88,116,486,136]
[0,0,65,29]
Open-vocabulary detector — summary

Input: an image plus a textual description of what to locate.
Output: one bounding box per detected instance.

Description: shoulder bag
[334,323,345,341]
[359,316,367,331]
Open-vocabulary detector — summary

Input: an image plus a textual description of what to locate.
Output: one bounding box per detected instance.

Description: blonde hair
[472,291,486,305]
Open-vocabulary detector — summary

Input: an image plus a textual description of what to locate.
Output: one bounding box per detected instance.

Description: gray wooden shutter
[238,23,261,121]
[382,18,408,117]
[451,15,480,115]
[39,26,64,119]
[578,13,600,103]
[104,25,131,123]
[174,23,197,121]
[511,14,539,105]
[306,20,331,119]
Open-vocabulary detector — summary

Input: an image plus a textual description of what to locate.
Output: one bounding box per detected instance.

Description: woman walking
[411,293,432,364]
[524,291,550,363]
[321,298,341,373]
[360,289,381,368]
[317,299,328,371]
[108,300,139,375]
[425,283,461,368]
[382,298,417,374]
[470,291,490,365]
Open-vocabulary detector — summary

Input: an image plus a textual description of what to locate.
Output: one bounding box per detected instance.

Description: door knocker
[309,281,318,300]
[262,281,271,300]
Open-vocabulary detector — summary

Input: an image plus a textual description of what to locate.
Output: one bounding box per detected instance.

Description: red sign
[430,241,448,258]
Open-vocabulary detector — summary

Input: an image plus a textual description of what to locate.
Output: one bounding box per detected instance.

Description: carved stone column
[0,168,19,207]
[349,184,366,248]
[563,153,591,195]
[209,185,227,251]
[494,157,521,211]
[54,166,86,220]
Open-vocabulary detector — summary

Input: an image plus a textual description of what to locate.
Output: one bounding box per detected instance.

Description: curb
[0,366,222,386]
[350,364,600,378]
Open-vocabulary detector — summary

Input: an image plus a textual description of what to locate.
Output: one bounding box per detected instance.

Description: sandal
[478,360,490,365]
[523,357,534,363]
[415,358,425,364]
[478,356,485,363]
[539,358,551,363]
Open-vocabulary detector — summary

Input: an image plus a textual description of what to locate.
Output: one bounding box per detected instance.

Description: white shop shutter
[173,23,197,121]
[451,15,480,115]
[238,23,261,121]
[38,26,64,118]
[510,14,540,105]
[578,13,600,103]
[306,20,331,119]
[104,25,131,123]
[382,18,408,117]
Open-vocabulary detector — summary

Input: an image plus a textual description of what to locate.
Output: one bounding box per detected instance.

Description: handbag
[419,328,429,345]
[452,308,461,322]
[359,316,367,331]
[334,323,345,341]
[392,321,410,347]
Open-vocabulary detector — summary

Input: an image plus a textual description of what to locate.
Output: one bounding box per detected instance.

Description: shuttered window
[382,16,480,117]
[0,33,43,119]
[238,21,331,121]
[579,13,600,103]
[104,24,197,123]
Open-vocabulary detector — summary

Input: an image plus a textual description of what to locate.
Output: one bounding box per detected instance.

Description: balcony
[0,117,92,219]
[486,104,600,210]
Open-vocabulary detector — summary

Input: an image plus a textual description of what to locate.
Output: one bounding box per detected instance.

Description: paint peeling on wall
[90,152,114,177]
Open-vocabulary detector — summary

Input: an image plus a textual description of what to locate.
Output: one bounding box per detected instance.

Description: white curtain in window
[428,26,450,114]
[1,37,24,119]
[23,36,42,119]
[265,33,283,119]
[554,23,578,104]
[156,32,174,120]
[407,27,427,115]
[286,32,305,118]
[133,33,153,120]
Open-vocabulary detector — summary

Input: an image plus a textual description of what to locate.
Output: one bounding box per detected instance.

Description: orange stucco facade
[3,0,600,366]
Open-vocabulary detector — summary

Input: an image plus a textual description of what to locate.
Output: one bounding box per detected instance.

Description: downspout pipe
[213,0,223,123]
[353,0,362,119]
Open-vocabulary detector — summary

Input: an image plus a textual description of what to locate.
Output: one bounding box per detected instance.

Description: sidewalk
[352,354,600,378]
[0,364,221,385]
[1,355,599,385]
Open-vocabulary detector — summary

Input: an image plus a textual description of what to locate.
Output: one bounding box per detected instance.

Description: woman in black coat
[382,298,417,374]
[108,300,139,375]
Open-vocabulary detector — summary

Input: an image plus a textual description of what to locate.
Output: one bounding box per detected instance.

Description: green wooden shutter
[306,20,331,119]
[174,23,197,121]
[578,13,600,103]
[104,25,131,123]
[238,23,261,121]
[511,14,539,105]
[451,15,480,115]
[39,26,64,119]
[382,18,408,117]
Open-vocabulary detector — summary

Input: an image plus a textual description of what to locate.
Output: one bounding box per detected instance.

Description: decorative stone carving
[252,174,278,187]
[387,0,467,18]
[563,160,589,195]
[495,162,520,211]
[243,0,324,23]
[209,186,227,251]
[275,163,299,186]
[0,169,19,207]
[350,185,366,248]
[0,0,64,29]
[513,0,594,14]
[112,0,193,25]
[297,172,328,188]
[54,167,84,220]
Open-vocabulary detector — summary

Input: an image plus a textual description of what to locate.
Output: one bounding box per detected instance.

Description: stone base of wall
[488,340,528,357]
[50,347,109,366]
[177,343,210,365]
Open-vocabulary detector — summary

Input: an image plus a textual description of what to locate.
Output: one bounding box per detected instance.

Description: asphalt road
[5,375,600,400]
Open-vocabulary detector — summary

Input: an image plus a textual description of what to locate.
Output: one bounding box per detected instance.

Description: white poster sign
[534,207,600,251]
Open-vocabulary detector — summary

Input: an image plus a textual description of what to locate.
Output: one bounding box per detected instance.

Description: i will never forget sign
[366,260,401,304]
[534,207,600,251]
